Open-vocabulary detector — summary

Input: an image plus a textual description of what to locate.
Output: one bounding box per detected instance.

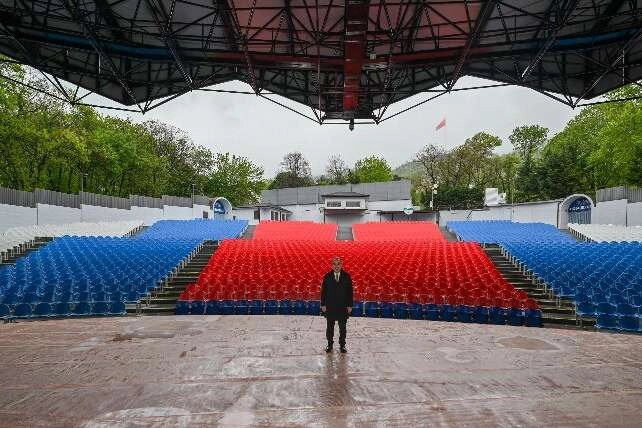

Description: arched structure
[559,194,594,229]
[210,197,232,219]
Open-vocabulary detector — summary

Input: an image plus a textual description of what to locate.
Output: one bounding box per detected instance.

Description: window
[281,213,287,221]
[345,201,361,208]
[326,201,341,207]
[253,209,260,220]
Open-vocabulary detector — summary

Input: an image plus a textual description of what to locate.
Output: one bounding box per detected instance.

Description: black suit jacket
[321,270,354,320]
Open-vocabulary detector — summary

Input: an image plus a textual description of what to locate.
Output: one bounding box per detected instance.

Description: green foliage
[0,61,264,205]
[353,155,393,183]
[269,152,314,189]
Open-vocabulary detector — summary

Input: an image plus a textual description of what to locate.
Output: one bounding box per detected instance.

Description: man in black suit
[321,256,353,354]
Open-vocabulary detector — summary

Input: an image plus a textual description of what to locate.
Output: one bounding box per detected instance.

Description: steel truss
[0,1,640,127]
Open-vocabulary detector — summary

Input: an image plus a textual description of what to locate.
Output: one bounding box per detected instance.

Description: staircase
[126,241,218,315]
[484,244,595,329]
[337,226,353,241]
[440,228,459,242]
[0,237,53,267]
[241,225,256,240]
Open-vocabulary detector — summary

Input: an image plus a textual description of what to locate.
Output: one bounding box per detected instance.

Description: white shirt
[334,272,340,282]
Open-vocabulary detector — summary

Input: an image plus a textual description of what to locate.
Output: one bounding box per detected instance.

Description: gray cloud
[87,76,580,177]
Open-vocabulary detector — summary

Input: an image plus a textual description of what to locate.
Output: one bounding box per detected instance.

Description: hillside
[393,160,422,179]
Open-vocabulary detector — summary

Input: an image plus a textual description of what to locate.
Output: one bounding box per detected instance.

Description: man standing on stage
[321,256,353,353]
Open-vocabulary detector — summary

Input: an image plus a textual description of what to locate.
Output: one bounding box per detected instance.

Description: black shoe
[340,347,347,354]
[325,346,333,353]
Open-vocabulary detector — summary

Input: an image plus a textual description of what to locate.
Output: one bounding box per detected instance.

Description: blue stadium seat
[380,302,394,318]
[175,300,190,315]
[293,300,307,315]
[108,301,126,315]
[617,315,639,332]
[408,303,423,320]
[189,300,205,315]
[14,303,32,317]
[525,309,543,327]
[424,303,439,321]
[507,308,525,326]
[278,299,292,315]
[264,300,278,315]
[364,301,379,317]
[596,313,617,329]
[456,305,474,323]
[489,307,506,325]
[235,300,250,315]
[204,300,220,315]
[393,302,408,319]
[249,299,264,315]
[34,302,52,317]
[53,302,71,316]
[473,306,489,323]
[0,303,11,319]
[440,304,456,322]
[351,301,364,317]
[307,300,320,316]
[91,302,109,315]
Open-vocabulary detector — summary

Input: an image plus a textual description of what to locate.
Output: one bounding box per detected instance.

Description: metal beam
[449,0,498,89]
[521,0,580,81]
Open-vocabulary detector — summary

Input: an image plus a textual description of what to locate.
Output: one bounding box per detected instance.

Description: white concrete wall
[192,204,212,219]
[130,206,163,226]
[80,204,132,223]
[512,202,559,226]
[163,205,193,220]
[37,203,81,225]
[368,199,412,211]
[232,208,257,225]
[0,204,37,233]
[627,202,642,226]
[593,199,628,225]
[280,204,322,222]
[439,207,512,227]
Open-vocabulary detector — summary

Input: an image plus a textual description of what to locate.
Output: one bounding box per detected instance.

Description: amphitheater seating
[1,220,144,260]
[135,219,247,241]
[352,221,445,242]
[0,219,248,319]
[252,221,338,241]
[448,220,574,244]
[568,223,642,243]
[502,241,642,332]
[177,240,539,325]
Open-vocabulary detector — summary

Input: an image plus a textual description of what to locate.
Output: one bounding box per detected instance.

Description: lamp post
[430,183,439,209]
[80,172,88,193]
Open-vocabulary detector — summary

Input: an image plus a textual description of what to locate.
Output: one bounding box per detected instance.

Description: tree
[269,151,314,188]
[353,155,393,183]
[205,153,265,206]
[509,125,549,200]
[325,154,349,184]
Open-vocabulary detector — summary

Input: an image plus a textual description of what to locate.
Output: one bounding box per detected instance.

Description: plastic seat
[473,306,489,323]
[596,313,617,329]
[264,300,278,315]
[249,299,264,315]
[408,303,423,320]
[351,301,364,317]
[235,300,250,315]
[72,302,91,316]
[393,302,408,319]
[380,302,394,318]
[278,300,292,315]
[190,300,205,315]
[525,309,542,327]
[53,302,71,316]
[489,307,506,325]
[175,300,190,315]
[204,300,220,315]
[456,305,474,323]
[34,302,52,317]
[108,301,126,315]
[507,308,525,326]
[1,294,18,305]
[21,292,38,304]
[364,301,379,317]
[307,300,320,316]
[0,303,10,319]
[424,303,439,321]
[220,299,235,315]
[617,315,639,332]
[440,304,456,322]
[91,301,109,315]
[293,300,307,315]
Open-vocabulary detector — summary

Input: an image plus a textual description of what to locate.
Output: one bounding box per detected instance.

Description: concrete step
[543,313,595,327]
[538,305,576,315]
[126,303,176,314]
[137,296,178,305]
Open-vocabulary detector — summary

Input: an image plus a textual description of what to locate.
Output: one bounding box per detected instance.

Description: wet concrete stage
[0,316,641,427]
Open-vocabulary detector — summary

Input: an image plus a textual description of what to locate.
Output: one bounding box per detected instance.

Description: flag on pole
[435,118,446,131]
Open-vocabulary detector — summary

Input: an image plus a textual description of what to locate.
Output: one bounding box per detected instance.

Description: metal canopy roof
[0,1,640,125]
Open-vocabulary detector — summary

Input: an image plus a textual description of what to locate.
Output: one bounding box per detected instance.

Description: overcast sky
[87,76,581,177]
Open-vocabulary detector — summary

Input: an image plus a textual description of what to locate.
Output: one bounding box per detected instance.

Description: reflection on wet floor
[0,315,640,427]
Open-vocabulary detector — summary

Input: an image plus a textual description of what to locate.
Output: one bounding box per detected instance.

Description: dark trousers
[326,317,347,347]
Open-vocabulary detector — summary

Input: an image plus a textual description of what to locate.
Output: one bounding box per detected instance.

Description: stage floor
[0,316,641,427]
